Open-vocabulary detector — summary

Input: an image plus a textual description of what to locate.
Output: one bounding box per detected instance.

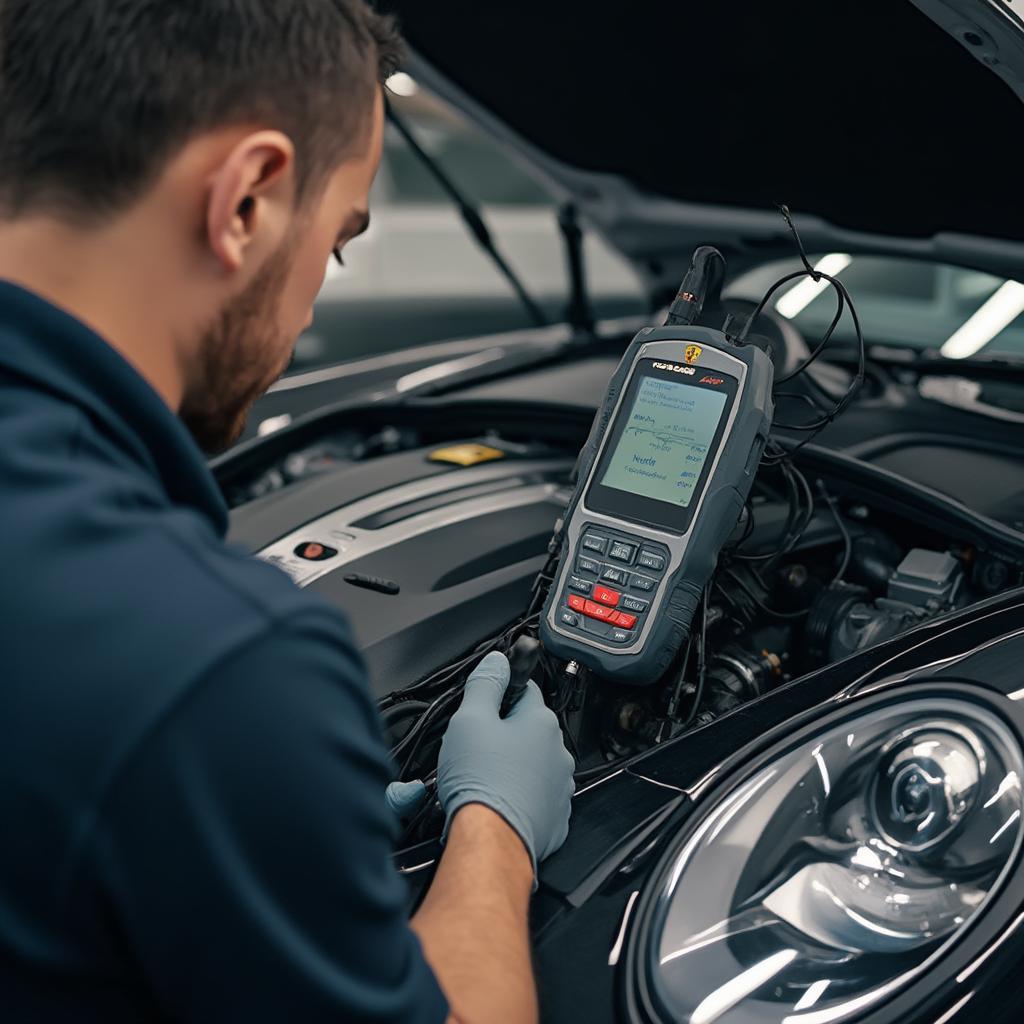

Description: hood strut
[385,100,547,329]
[557,203,595,338]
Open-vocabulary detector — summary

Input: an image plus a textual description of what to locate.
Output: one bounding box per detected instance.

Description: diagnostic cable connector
[664,245,727,328]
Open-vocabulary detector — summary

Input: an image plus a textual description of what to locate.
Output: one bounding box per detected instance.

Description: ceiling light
[940,280,1024,359]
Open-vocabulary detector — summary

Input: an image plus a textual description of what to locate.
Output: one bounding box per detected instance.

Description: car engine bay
[216,237,1024,863]
[222,394,1024,851]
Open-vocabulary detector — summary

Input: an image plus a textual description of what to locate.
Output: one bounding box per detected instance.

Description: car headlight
[634,696,1023,1024]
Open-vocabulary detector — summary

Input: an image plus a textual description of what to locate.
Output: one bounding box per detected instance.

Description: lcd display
[599,375,728,507]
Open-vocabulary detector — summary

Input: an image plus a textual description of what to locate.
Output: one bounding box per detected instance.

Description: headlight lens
[644,698,1022,1024]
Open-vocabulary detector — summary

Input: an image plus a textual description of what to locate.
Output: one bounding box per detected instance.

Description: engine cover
[229,448,573,697]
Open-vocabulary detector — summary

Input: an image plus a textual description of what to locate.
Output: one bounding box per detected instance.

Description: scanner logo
[652,361,696,376]
[684,344,703,364]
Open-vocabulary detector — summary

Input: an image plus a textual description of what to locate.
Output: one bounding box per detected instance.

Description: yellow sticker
[428,444,506,467]
[684,344,702,364]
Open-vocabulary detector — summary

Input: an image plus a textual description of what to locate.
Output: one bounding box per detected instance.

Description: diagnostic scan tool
[541,251,774,684]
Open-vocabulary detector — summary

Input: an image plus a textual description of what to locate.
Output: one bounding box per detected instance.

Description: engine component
[887,548,964,608]
[704,645,781,716]
[805,584,924,663]
[846,529,902,592]
[807,548,964,665]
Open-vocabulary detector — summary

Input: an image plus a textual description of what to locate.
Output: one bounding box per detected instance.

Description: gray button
[608,540,637,564]
[559,610,580,627]
[601,566,629,585]
[568,575,593,594]
[577,555,601,576]
[620,595,649,613]
[630,574,656,592]
[637,550,666,572]
[582,534,607,554]
[610,628,633,643]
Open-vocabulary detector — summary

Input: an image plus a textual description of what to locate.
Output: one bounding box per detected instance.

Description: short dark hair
[0,0,403,222]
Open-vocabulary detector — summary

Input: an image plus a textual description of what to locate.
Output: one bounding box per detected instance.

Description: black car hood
[381,0,1024,288]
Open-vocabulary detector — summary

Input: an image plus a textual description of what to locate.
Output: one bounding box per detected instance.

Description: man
[0,2,575,1022]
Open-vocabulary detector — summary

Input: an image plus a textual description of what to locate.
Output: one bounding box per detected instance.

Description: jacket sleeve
[90,612,448,1024]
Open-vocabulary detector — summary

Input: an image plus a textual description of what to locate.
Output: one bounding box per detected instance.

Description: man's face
[180,90,384,453]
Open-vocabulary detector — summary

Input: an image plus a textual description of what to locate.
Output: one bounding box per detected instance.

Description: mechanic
[0,2,575,1022]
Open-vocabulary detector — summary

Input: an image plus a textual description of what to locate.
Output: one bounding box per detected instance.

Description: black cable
[737,206,866,463]
[733,457,812,564]
[774,282,846,386]
[385,101,547,329]
[816,479,852,586]
[723,567,811,620]
[682,586,711,728]
[664,633,695,722]
[380,700,431,733]
[762,275,865,457]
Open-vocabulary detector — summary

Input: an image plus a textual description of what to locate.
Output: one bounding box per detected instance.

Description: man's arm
[405,651,577,1024]
[412,805,536,1024]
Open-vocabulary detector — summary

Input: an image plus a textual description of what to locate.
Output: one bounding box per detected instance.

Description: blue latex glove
[385,779,428,820]
[436,651,575,873]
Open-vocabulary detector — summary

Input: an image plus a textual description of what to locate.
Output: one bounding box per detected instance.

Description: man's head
[0,0,402,451]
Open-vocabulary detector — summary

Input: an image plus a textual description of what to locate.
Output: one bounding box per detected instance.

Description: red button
[568,594,586,612]
[613,611,638,629]
[593,585,621,607]
[583,599,616,621]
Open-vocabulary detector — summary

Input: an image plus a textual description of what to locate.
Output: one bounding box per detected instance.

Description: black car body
[217,3,1024,1021]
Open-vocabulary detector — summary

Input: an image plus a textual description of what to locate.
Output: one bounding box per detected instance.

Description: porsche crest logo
[684,344,702,364]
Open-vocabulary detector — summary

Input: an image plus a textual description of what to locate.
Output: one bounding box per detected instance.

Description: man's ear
[205,130,296,273]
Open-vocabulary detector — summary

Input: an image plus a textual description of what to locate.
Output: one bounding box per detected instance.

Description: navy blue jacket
[0,282,447,1023]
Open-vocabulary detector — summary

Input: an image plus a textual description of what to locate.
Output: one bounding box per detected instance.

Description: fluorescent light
[940,280,1024,359]
[386,71,418,97]
[775,253,852,319]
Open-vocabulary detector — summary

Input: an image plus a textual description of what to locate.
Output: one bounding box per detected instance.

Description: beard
[179,240,297,455]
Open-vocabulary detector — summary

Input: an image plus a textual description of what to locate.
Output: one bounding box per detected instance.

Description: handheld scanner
[540,327,773,685]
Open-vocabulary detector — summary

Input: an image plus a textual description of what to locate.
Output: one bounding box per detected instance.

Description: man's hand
[437,651,575,872]
[410,652,575,1024]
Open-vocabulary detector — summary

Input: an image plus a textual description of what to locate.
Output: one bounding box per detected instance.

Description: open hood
[381,0,1024,295]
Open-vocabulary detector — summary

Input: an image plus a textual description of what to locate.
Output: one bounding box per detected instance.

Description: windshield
[288,74,645,375]
[730,255,1024,360]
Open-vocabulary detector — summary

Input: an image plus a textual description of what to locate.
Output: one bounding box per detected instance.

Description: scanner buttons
[561,529,670,644]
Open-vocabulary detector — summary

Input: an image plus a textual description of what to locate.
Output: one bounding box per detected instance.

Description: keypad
[555,525,670,647]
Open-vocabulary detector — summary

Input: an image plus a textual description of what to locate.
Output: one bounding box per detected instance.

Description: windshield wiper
[385,101,547,329]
